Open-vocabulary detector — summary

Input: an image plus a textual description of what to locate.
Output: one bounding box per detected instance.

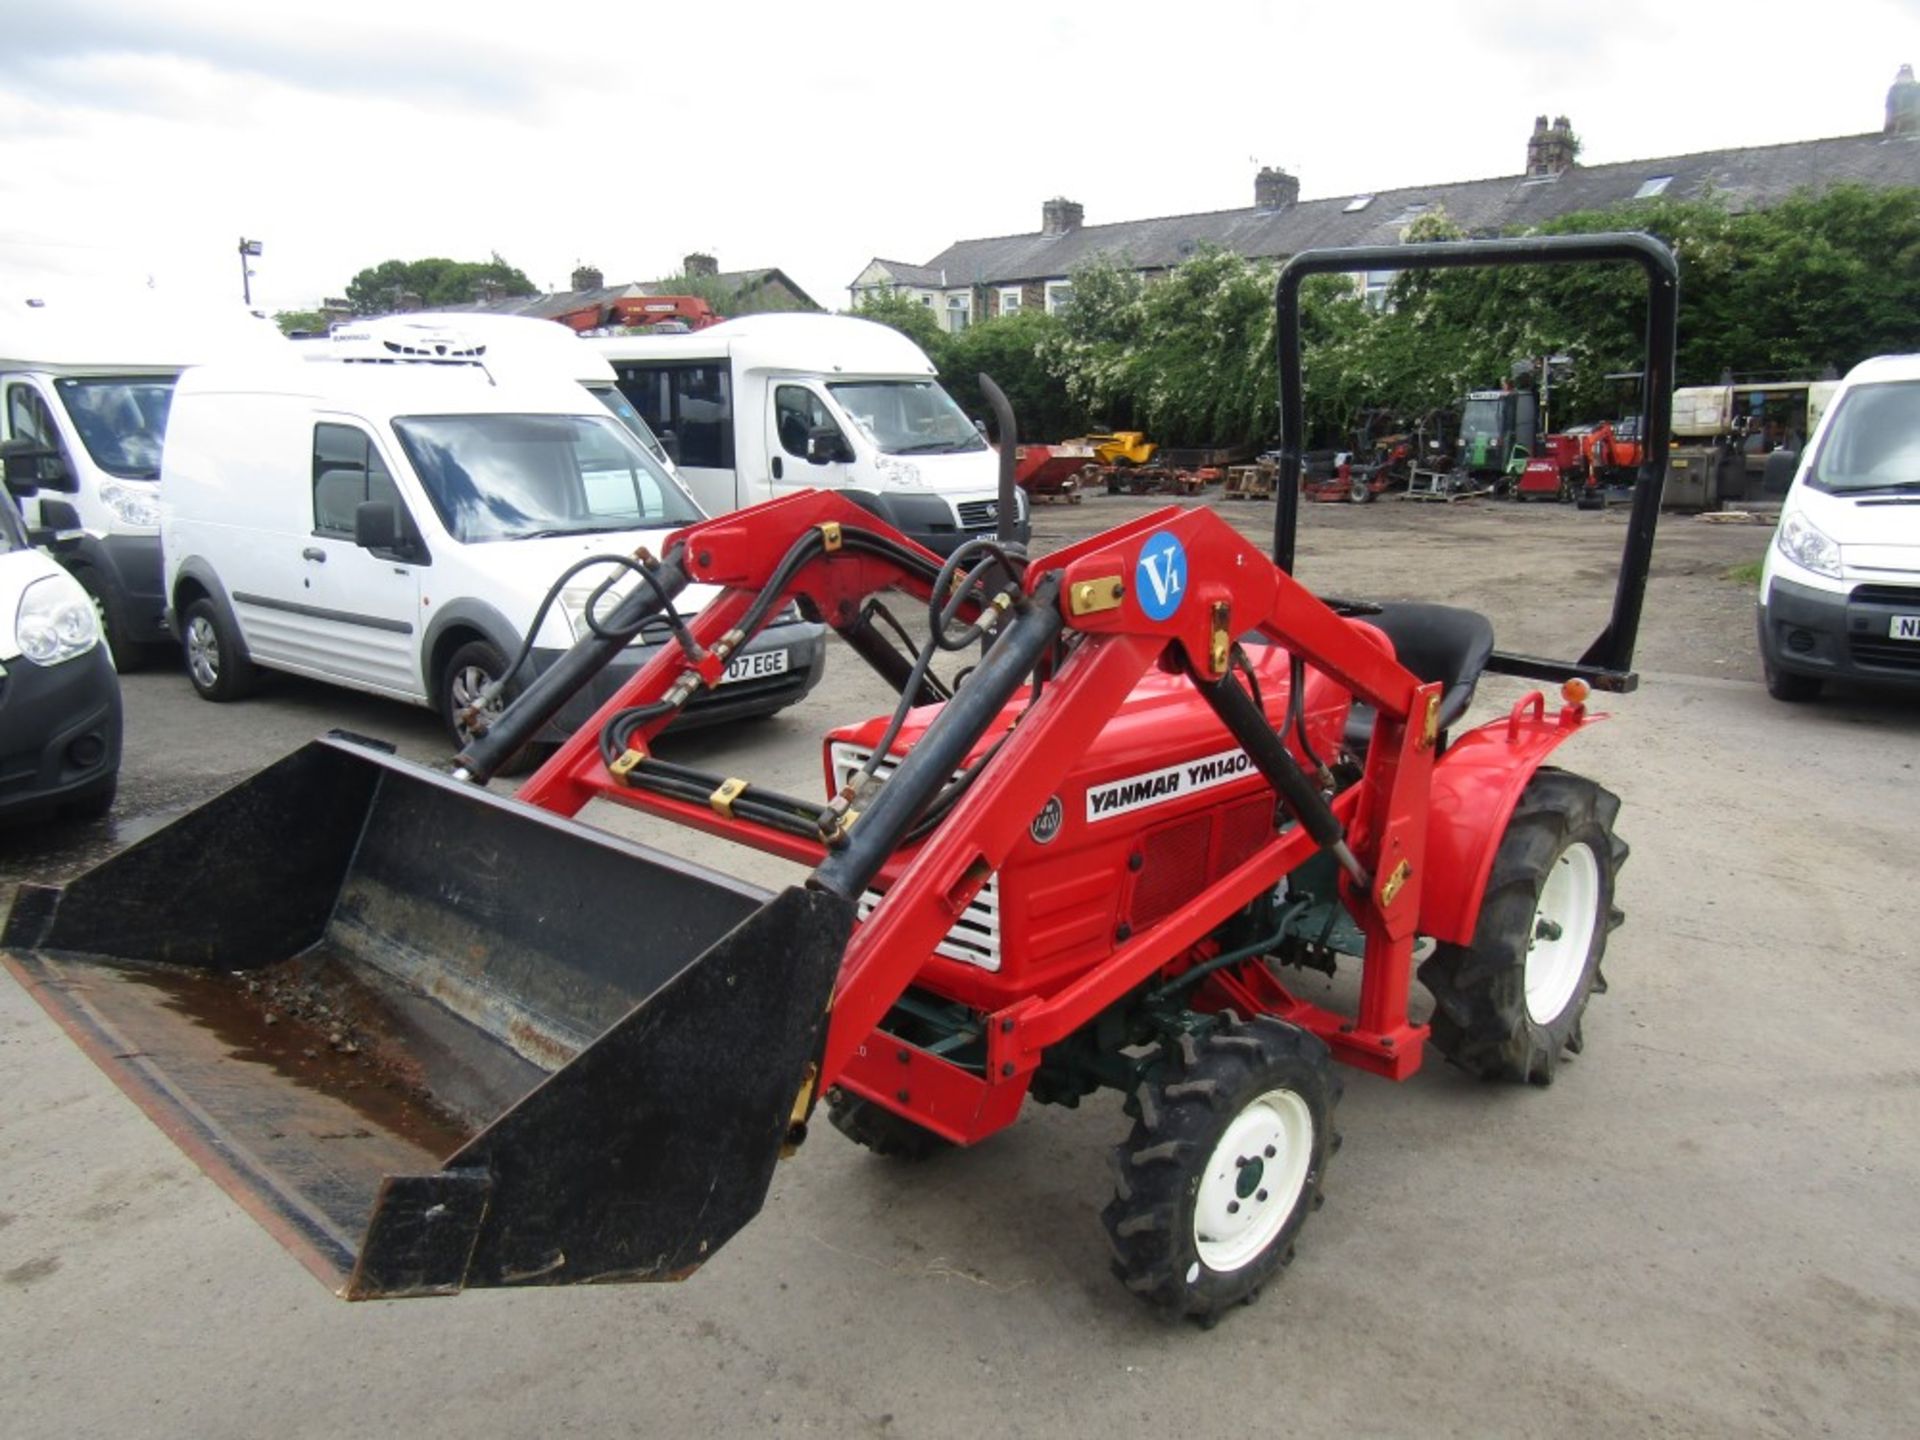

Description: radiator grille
[1850,584,1920,607]
[831,741,1002,972]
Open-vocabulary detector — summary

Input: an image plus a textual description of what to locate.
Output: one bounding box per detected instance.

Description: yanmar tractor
[2,236,1677,1323]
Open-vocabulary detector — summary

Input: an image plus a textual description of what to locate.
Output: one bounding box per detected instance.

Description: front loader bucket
[2,736,853,1298]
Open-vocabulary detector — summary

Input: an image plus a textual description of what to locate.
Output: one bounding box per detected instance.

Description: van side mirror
[1761,448,1800,496]
[806,425,851,466]
[354,500,401,551]
[2,438,69,497]
[26,497,83,549]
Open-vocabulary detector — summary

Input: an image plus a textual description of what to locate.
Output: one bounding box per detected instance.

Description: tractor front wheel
[1419,768,1626,1084]
[1103,1018,1337,1324]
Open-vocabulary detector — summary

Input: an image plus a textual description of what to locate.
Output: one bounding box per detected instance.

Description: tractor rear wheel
[1103,1017,1337,1324]
[825,1087,950,1161]
[1419,768,1626,1084]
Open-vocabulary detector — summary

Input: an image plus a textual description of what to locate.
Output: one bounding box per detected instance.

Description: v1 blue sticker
[1135,531,1187,621]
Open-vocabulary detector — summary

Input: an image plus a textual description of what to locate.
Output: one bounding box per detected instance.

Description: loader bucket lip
[3,949,363,1291]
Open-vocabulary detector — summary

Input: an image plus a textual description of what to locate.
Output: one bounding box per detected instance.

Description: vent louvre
[832,742,1002,971]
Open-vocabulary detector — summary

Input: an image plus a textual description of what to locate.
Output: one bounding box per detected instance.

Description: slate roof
[866,259,948,287]
[920,131,1920,286]
[437,267,821,319]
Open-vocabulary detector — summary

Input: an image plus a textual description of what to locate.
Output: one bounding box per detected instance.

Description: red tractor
[2,235,1677,1323]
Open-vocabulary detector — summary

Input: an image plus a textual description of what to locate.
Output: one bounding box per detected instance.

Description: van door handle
[772,457,784,481]
[301,547,326,562]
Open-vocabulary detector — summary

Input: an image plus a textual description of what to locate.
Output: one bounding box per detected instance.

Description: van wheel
[440,640,539,776]
[182,597,258,701]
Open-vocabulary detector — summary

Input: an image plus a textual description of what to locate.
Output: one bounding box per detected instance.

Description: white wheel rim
[1192,1087,1314,1274]
[1525,841,1602,1025]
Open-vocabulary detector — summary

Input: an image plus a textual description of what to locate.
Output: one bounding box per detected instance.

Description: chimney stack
[570,264,603,292]
[1889,64,1919,136]
[1255,166,1300,210]
[1041,197,1084,236]
[1526,114,1577,176]
[683,252,719,279]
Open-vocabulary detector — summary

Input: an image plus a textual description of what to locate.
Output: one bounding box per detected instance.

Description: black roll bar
[1273,232,1679,693]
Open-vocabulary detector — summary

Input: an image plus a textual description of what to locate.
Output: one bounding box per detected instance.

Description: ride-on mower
[2,236,1677,1322]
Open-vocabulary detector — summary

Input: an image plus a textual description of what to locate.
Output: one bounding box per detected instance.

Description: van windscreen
[393,413,702,544]
[53,376,176,479]
[1806,381,1920,496]
[827,381,986,457]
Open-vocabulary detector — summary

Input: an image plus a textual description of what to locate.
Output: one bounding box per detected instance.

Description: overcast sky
[2,0,1915,317]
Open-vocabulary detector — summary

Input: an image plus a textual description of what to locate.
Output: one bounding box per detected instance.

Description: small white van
[1756,353,1920,701]
[592,313,1028,555]
[308,312,679,473]
[160,356,825,750]
[0,482,120,821]
[0,293,285,664]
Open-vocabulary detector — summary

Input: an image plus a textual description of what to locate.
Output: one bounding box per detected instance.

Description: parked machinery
[2,235,1677,1325]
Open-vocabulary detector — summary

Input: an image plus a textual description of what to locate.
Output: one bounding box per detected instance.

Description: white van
[1756,353,1920,701]
[159,356,825,751]
[0,482,120,821]
[0,293,285,664]
[308,312,679,473]
[592,313,1028,555]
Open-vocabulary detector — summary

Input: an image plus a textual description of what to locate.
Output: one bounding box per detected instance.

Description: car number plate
[1892,615,1920,642]
[722,649,790,683]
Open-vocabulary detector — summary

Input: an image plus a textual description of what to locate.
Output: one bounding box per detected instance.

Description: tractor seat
[1343,602,1496,758]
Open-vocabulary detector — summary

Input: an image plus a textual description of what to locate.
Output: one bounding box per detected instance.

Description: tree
[273,309,328,336]
[344,252,536,315]
[655,269,813,318]
[849,289,948,355]
[939,309,1087,441]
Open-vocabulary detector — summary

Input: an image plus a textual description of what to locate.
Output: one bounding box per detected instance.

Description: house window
[1363,271,1396,312]
[947,295,970,332]
[999,287,1022,316]
[1045,281,1074,315]
[1634,175,1674,199]
[920,294,934,307]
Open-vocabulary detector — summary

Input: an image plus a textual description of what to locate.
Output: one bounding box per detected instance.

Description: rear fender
[1418,693,1604,945]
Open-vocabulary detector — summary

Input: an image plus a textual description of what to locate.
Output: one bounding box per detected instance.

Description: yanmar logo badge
[1085,747,1255,821]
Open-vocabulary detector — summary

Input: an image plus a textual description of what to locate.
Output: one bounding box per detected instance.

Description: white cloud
[0,0,1913,315]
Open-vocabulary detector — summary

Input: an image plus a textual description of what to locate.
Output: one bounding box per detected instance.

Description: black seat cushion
[1343,602,1496,757]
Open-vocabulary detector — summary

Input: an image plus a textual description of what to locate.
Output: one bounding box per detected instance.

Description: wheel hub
[1192,1088,1313,1274]
[186,616,219,689]
[1524,841,1602,1025]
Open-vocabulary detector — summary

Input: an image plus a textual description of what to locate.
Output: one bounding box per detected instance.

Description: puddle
[122,950,478,1161]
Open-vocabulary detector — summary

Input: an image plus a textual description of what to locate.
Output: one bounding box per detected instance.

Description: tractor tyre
[1350,477,1375,504]
[1102,1017,1337,1324]
[1419,768,1626,1084]
[825,1087,950,1161]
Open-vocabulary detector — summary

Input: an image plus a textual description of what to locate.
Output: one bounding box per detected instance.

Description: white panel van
[160,356,824,755]
[592,313,1028,555]
[0,483,120,820]
[1756,353,1920,701]
[307,312,679,472]
[0,294,286,665]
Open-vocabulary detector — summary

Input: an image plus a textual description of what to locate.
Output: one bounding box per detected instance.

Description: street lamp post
[238,237,263,306]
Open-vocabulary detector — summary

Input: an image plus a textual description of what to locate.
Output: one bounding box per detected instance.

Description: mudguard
[1418,692,1604,945]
